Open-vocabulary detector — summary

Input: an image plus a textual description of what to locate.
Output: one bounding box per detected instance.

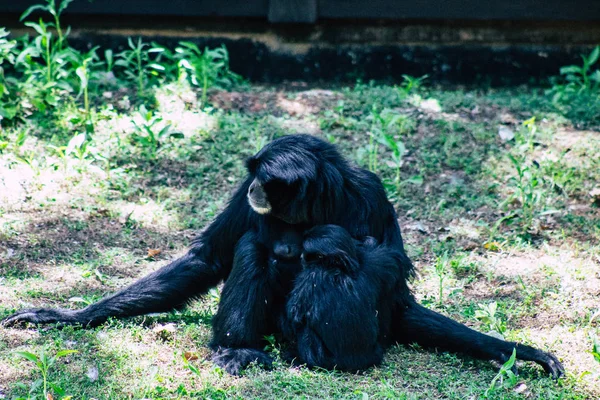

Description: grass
[0,2,600,397]
[0,80,599,399]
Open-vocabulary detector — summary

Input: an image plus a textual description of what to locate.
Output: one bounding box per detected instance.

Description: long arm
[3,179,255,327]
[210,230,278,375]
[395,302,564,378]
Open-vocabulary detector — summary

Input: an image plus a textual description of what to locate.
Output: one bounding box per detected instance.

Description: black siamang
[3,134,564,378]
[282,225,408,371]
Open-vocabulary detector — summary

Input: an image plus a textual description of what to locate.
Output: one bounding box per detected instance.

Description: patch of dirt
[210,89,342,116]
[0,209,183,276]
[552,128,600,152]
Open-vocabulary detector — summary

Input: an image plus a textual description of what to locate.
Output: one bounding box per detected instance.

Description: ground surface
[0,81,599,399]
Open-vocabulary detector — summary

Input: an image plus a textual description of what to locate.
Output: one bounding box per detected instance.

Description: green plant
[495,118,548,235]
[475,301,506,336]
[433,252,450,305]
[74,46,100,116]
[379,128,406,191]
[20,8,77,87]
[14,348,78,400]
[396,74,427,100]
[17,0,80,114]
[115,38,165,96]
[21,0,74,48]
[131,105,183,158]
[48,132,106,172]
[549,46,600,103]
[363,106,411,174]
[484,348,518,398]
[174,43,241,107]
[591,333,600,364]
[0,28,18,120]
[505,153,543,232]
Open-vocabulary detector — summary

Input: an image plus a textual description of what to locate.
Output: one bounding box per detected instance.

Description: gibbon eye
[303,253,324,263]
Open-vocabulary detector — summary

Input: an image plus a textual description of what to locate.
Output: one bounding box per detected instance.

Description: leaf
[69,296,88,304]
[588,46,600,66]
[559,65,582,75]
[148,63,165,71]
[24,21,47,37]
[0,104,18,119]
[178,59,193,70]
[503,348,517,370]
[484,242,501,251]
[20,4,48,21]
[55,349,78,358]
[66,133,86,156]
[147,248,161,258]
[179,41,201,54]
[75,66,88,89]
[404,175,423,186]
[14,351,39,364]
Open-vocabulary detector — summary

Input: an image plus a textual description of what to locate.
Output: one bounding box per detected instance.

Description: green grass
[1,80,599,399]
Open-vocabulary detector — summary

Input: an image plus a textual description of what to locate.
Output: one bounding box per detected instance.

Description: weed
[497,118,548,235]
[74,46,100,117]
[547,46,600,126]
[14,348,78,400]
[484,349,518,398]
[21,0,74,48]
[362,105,411,176]
[591,334,600,364]
[549,46,600,102]
[396,74,428,101]
[475,301,506,336]
[131,105,183,158]
[115,38,165,97]
[174,43,242,107]
[0,28,17,120]
[433,252,450,305]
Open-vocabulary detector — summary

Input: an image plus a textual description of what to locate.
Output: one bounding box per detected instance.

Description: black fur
[282,225,407,371]
[3,134,564,378]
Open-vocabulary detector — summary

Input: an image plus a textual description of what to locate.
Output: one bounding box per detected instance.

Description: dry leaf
[147,248,162,258]
[483,242,501,251]
[184,351,199,361]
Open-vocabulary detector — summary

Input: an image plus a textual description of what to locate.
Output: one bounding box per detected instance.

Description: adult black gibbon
[3,134,564,378]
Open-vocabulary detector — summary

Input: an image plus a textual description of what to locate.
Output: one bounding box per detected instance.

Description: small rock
[590,187,600,205]
[486,330,505,340]
[498,126,515,142]
[419,98,442,113]
[513,382,528,394]
[153,323,177,341]
[87,365,99,382]
[405,222,430,234]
